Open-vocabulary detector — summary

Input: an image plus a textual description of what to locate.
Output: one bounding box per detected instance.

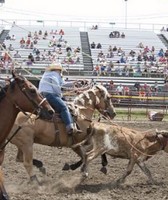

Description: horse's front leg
[0,151,9,200]
[0,178,9,200]
[22,144,40,185]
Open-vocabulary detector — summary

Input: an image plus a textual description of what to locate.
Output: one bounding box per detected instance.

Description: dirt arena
[3,121,168,200]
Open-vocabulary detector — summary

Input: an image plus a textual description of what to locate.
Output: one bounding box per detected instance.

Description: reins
[0,126,22,151]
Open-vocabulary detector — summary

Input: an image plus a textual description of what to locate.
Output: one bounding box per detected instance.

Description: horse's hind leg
[62,146,83,171]
[100,154,108,174]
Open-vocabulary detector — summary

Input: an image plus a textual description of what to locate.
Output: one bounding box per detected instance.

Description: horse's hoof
[29,175,40,185]
[2,194,9,200]
[70,164,78,170]
[39,167,46,174]
[62,163,70,171]
[82,172,88,178]
[100,167,107,174]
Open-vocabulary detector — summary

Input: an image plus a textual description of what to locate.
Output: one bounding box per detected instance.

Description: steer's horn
[156,129,168,135]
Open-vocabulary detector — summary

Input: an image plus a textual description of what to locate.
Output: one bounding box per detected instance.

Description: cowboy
[39,62,80,135]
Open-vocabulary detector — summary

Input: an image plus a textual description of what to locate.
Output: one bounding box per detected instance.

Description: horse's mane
[73,84,108,107]
[0,85,8,102]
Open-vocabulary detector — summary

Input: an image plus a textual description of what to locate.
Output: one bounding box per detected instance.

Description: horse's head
[93,85,116,120]
[8,71,54,119]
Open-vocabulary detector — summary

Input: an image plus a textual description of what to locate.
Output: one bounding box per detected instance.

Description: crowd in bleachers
[91,41,168,79]
[0,24,168,89]
[0,26,83,72]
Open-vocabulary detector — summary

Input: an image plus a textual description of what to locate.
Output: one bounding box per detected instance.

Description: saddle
[39,101,80,134]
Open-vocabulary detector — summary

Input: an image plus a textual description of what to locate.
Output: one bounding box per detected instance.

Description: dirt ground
[3,121,168,200]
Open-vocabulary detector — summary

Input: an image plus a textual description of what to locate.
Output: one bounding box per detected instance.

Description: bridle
[1,77,47,115]
[94,86,112,116]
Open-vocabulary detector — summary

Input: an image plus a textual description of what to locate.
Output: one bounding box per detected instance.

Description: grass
[93,108,168,121]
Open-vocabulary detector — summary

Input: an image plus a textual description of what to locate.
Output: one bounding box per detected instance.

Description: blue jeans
[42,92,73,129]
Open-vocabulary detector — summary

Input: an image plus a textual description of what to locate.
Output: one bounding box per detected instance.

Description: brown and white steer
[80,122,168,185]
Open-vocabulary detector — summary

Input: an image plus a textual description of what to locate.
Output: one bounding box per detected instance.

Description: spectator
[121,32,125,38]
[43,31,48,39]
[11,35,16,40]
[20,37,25,48]
[144,46,150,53]
[138,42,144,48]
[153,81,159,93]
[59,29,65,35]
[1,43,6,50]
[139,87,146,100]
[30,42,34,49]
[124,86,130,96]
[91,42,96,49]
[66,45,72,52]
[113,31,120,38]
[27,53,34,64]
[8,44,14,51]
[28,32,32,38]
[113,46,117,52]
[26,37,31,48]
[116,84,124,95]
[151,46,155,52]
[54,30,58,35]
[109,32,114,38]
[120,56,126,63]
[38,30,42,35]
[160,26,165,32]
[109,80,114,91]
[96,43,102,49]
[14,50,21,58]
[158,48,164,57]
[164,49,168,58]
[134,81,141,91]
[33,31,39,40]
[74,46,80,53]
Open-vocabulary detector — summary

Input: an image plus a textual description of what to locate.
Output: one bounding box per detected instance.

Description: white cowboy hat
[46,63,67,72]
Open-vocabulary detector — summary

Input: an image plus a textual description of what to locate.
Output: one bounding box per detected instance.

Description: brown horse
[8,84,116,184]
[0,71,54,200]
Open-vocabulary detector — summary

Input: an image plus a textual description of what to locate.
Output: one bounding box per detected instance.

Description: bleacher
[88,28,166,63]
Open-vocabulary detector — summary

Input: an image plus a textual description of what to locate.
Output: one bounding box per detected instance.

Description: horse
[8,84,116,184]
[0,71,54,200]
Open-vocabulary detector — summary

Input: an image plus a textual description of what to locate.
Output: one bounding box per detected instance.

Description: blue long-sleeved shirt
[39,71,73,97]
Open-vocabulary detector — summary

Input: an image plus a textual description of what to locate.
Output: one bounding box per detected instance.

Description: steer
[80,122,168,185]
